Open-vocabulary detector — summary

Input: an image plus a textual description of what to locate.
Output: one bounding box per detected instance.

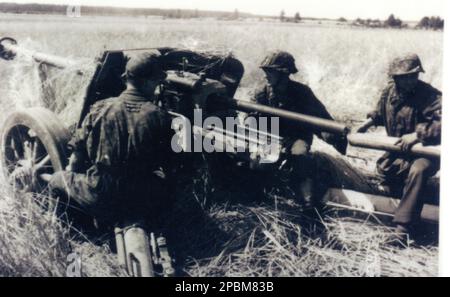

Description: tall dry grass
[0,176,439,277]
[184,201,438,277]
[0,179,124,276]
[0,14,442,276]
[0,14,443,121]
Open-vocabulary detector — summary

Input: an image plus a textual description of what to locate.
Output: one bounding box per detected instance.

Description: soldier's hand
[395,133,419,152]
[354,118,375,133]
[334,138,348,155]
[355,125,368,133]
[66,150,85,172]
[322,132,347,155]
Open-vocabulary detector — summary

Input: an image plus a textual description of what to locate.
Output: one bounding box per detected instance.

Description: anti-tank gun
[0,37,441,275]
[0,38,289,276]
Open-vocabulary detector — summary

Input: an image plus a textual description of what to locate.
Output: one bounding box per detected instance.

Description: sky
[3,0,446,20]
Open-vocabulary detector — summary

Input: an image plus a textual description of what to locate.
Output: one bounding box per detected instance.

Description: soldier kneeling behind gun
[356,53,441,243]
[248,51,348,211]
[47,52,173,228]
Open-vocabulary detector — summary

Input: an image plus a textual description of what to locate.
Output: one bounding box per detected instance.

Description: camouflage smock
[367,80,442,176]
[251,80,347,154]
[69,89,173,203]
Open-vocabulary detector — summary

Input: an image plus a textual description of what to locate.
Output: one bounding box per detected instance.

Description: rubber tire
[1,107,71,179]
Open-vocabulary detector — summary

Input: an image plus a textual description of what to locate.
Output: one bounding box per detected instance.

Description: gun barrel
[0,37,80,70]
[348,133,440,159]
[229,99,350,135]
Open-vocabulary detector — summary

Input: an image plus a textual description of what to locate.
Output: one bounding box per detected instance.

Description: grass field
[0,14,443,277]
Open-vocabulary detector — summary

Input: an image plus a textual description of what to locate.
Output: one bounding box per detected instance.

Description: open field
[0,14,442,276]
[0,14,443,121]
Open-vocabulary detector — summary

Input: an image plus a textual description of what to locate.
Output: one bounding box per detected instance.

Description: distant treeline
[416,16,444,30]
[0,3,444,30]
[352,14,406,28]
[0,3,252,19]
[350,14,444,30]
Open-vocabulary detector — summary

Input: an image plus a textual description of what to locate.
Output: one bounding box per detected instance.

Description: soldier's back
[83,90,171,176]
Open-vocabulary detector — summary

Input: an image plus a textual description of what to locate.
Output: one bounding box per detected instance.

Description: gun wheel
[1,107,71,193]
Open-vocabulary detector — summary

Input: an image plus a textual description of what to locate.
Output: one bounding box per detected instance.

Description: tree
[385,14,402,28]
[438,18,445,30]
[417,16,444,30]
[372,19,382,28]
[418,16,430,28]
[429,16,443,30]
[280,10,285,22]
[294,12,301,23]
[337,17,347,22]
[434,16,444,30]
[352,17,383,28]
[353,18,364,26]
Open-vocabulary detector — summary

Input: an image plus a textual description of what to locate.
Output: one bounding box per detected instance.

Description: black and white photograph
[0,0,447,280]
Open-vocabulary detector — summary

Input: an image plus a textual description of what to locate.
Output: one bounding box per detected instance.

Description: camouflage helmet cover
[125,51,167,80]
[260,51,298,74]
[388,53,425,77]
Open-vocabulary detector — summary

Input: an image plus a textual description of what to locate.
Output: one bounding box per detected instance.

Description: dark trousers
[49,170,170,225]
[206,138,317,206]
[393,158,438,225]
[377,154,439,225]
[278,139,320,208]
[48,171,115,221]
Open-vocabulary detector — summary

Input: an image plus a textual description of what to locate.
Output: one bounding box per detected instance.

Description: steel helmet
[388,53,425,77]
[260,51,298,74]
[125,51,167,80]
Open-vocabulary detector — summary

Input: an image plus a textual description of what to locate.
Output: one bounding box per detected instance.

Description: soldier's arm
[396,88,442,151]
[416,91,442,145]
[302,87,348,155]
[357,86,389,133]
[66,150,85,172]
[365,107,382,127]
[302,87,334,121]
[66,113,93,172]
[65,99,116,172]
[246,86,267,118]
[355,118,375,133]
[366,90,387,127]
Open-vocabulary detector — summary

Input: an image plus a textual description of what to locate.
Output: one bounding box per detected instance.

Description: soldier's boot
[297,177,327,235]
[389,223,414,248]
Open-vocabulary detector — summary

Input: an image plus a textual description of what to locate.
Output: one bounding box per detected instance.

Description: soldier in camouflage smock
[250,51,348,209]
[49,52,173,223]
[356,53,441,239]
